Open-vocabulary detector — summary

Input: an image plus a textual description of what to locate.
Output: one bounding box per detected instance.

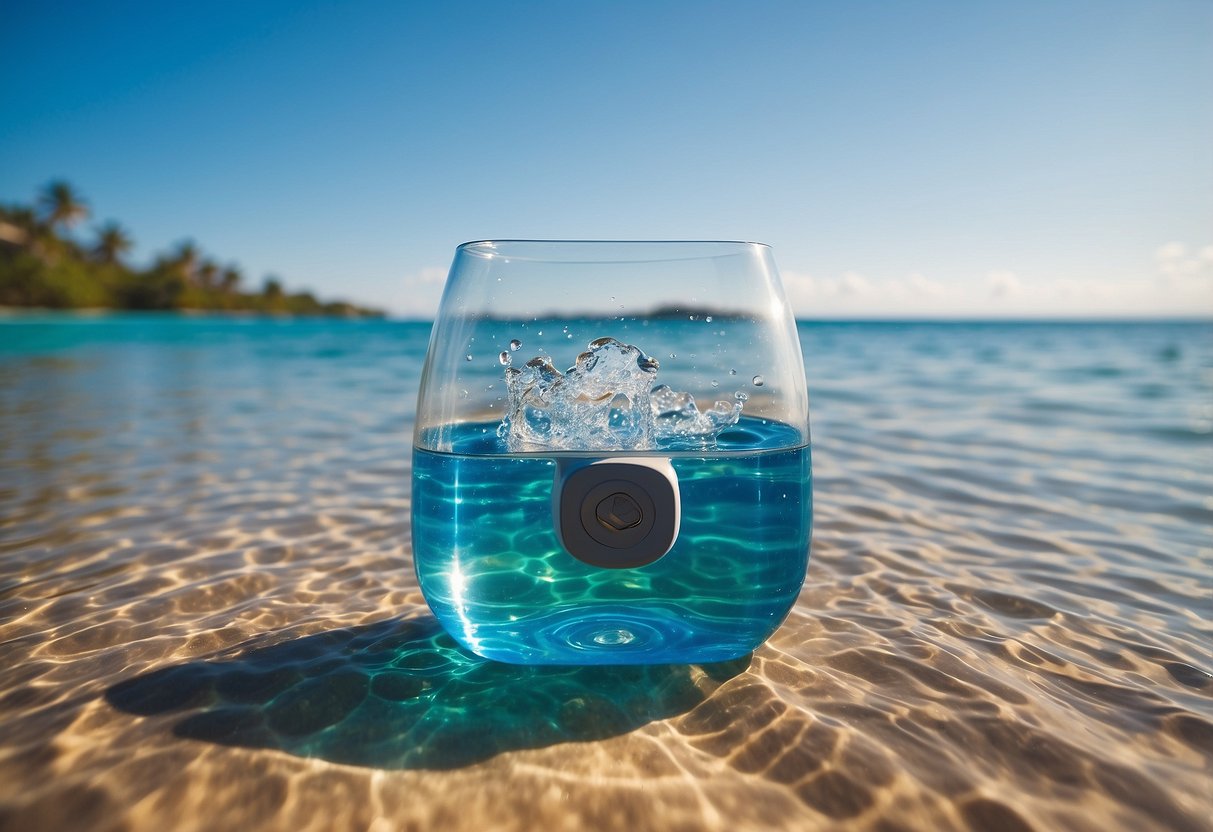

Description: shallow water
[1,315,1210,831]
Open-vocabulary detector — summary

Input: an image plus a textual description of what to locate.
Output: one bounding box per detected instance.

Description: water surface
[1,315,1210,830]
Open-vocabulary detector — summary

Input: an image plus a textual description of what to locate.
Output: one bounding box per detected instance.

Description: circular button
[578,479,656,551]
[596,492,643,531]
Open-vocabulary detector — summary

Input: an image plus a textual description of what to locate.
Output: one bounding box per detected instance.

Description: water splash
[501,337,744,451]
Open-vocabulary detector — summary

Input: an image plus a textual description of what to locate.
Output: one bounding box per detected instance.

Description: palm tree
[38,181,89,232]
[262,276,284,299]
[93,221,133,264]
[171,240,200,280]
[220,266,242,293]
[197,259,219,290]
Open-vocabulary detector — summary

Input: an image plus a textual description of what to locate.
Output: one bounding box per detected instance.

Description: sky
[2,0,1211,318]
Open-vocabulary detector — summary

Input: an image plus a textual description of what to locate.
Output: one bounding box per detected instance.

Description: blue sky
[2,1,1210,317]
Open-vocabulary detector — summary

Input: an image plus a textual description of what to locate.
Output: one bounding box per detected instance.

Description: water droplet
[705,315,713,323]
[537,330,543,336]
[711,379,719,388]
[509,339,522,351]
[459,389,469,399]
[669,353,677,359]
[688,314,696,321]
[729,368,737,376]
[735,391,749,402]
[566,333,572,339]
[465,354,473,361]
[752,375,764,386]
[499,351,510,365]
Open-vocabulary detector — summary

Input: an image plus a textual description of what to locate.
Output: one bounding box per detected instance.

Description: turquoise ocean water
[0,314,1209,831]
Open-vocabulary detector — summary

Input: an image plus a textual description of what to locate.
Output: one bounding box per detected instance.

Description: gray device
[553,457,681,569]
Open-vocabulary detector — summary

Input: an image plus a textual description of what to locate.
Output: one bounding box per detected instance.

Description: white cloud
[1054,278,1109,300]
[779,270,819,311]
[1155,241,1188,263]
[839,271,872,296]
[1156,241,1213,287]
[392,265,448,318]
[906,272,945,298]
[781,269,955,316]
[418,266,447,284]
[775,244,1213,318]
[987,270,1023,298]
[1151,241,1213,316]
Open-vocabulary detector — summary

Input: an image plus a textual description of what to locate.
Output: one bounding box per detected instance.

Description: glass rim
[455,239,772,263]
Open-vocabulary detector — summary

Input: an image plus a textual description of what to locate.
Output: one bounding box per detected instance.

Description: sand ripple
[0,318,1210,831]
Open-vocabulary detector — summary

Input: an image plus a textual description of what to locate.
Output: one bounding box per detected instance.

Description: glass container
[412,240,811,664]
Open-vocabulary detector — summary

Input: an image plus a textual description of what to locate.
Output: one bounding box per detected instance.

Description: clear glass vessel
[412,240,811,665]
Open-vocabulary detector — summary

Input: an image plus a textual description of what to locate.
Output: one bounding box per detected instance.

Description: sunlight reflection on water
[0,316,1210,831]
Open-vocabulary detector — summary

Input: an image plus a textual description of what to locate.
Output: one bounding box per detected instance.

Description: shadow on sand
[106,615,750,770]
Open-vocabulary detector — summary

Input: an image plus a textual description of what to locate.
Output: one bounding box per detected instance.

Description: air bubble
[509,339,522,351]
[752,375,764,386]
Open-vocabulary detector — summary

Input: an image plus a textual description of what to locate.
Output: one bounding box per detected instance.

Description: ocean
[0,314,1209,830]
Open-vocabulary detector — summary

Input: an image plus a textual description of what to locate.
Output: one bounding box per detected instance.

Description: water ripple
[0,317,1209,831]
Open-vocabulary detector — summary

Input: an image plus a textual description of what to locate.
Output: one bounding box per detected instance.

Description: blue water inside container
[412,416,811,665]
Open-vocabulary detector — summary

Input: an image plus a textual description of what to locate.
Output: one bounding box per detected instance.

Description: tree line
[0,181,382,316]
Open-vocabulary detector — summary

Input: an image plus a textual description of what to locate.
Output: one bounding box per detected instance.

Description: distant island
[478,305,753,323]
[0,181,382,317]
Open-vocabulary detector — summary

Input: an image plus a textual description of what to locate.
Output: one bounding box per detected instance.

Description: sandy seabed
[1,318,1210,831]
